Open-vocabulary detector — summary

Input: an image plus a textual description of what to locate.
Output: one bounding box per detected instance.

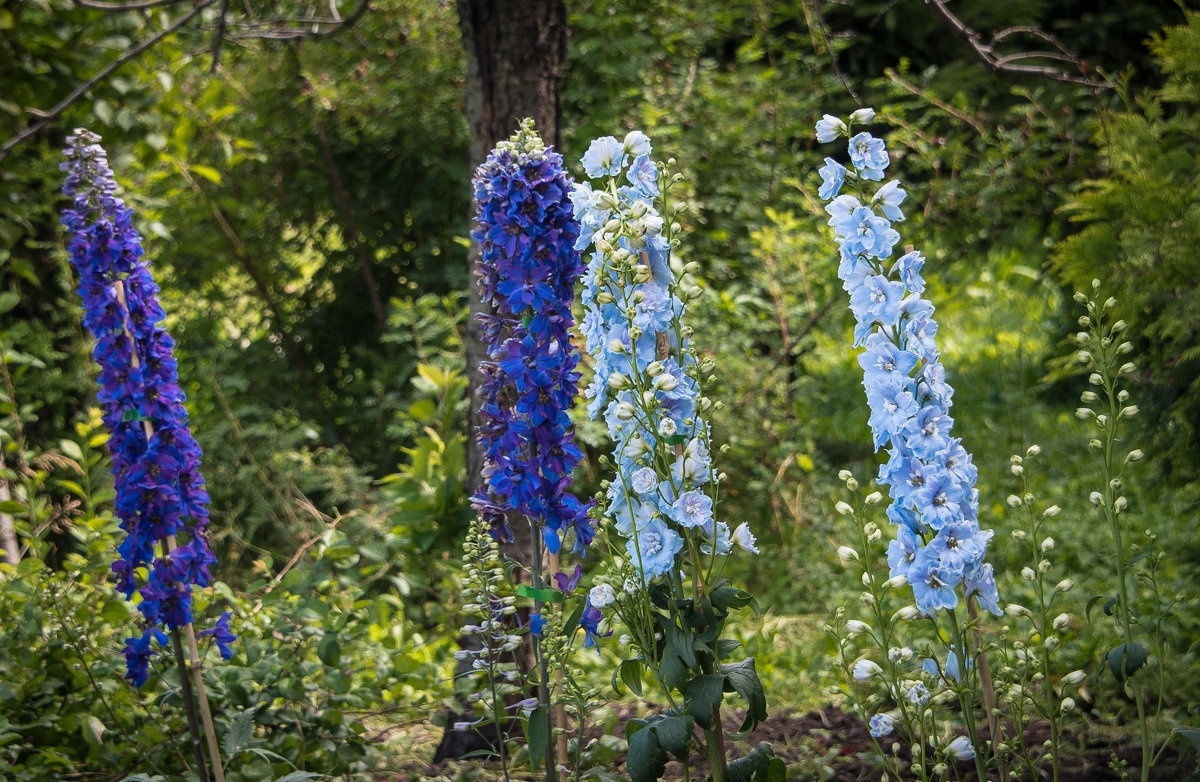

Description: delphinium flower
[61,130,230,687]
[814,112,1000,620]
[573,130,764,778]
[573,129,758,589]
[469,119,592,555]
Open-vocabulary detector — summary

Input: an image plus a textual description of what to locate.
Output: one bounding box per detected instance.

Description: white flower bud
[852,659,883,681]
[615,401,636,420]
[1038,558,1051,573]
[1011,463,1025,476]
[608,338,626,354]
[644,360,665,377]
[1080,390,1099,403]
[1089,373,1104,386]
[1053,613,1071,632]
[864,491,883,505]
[1126,449,1144,463]
[1055,578,1074,593]
[1089,491,1104,507]
[1007,494,1023,507]
[1061,670,1086,686]
[1011,529,1027,541]
[1103,296,1117,310]
[589,583,616,608]
[1005,604,1031,618]
[882,575,908,590]
[1113,496,1128,513]
[1041,537,1055,552]
[1021,567,1036,582]
[846,620,872,636]
[653,373,678,392]
[1060,697,1076,713]
[835,501,855,516]
[607,372,629,390]
[1076,351,1091,364]
[1042,505,1061,518]
[1119,362,1137,375]
[836,545,859,562]
[838,469,854,482]
[892,606,921,621]
[1076,408,1094,420]
[1026,444,1042,456]
[686,285,704,300]
[846,477,859,491]
[1121,405,1139,418]
[849,107,877,123]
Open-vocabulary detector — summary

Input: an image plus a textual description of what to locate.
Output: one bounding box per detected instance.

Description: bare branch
[72,0,187,10]
[922,0,1110,89]
[0,0,213,163]
[221,0,369,42]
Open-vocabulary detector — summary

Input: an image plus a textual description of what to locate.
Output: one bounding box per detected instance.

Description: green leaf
[651,713,693,758]
[1172,726,1200,773]
[0,292,18,315]
[516,584,562,603]
[526,704,548,771]
[721,658,768,734]
[625,719,668,782]
[661,653,688,691]
[1104,642,1148,681]
[684,673,724,729]
[725,742,777,782]
[81,714,105,746]
[1085,594,1117,625]
[190,164,223,184]
[0,500,24,514]
[222,709,255,757]
[272,773,323,782]
[59,438,83,461]
[619,658,644,697]
[710,582,754,611]
[317,635,341,667]
[663,620,697,670]
[716,638,744,660]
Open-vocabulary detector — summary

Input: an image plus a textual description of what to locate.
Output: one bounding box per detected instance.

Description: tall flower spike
[61,129,230,685]
[574,130,756,589]
[814,112,1000,617]
[469,119,593,554]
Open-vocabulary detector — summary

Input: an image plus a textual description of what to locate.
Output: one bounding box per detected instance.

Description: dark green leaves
[684,674,725,729]
[625,712,694,782]
[1104,642,1148,681]
[721,658,768,735]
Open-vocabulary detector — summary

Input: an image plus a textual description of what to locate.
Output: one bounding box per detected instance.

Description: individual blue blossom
[581,135,624,178]
[469,120,592,553]
[848,132,889,181]
[626,517,684,581]
[816,110,1000,617]
[869,713,895,738]
[818,157,846,200]
[61,129,228,685]
[198,611,237,660]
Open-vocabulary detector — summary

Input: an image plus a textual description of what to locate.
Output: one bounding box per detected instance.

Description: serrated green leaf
[222,709,255,756]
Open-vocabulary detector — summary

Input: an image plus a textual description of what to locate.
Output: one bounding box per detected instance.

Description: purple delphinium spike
[814,112,1001,618]
[469,120,593,554]
[61,129,232,686]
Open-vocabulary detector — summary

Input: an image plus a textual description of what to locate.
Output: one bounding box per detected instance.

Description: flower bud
[1053,613,1071,632]
[1005,604,1031,618]
[1076,351,1091,364]
[1089,491,1103,507]
[1113,496,1127,513]
[882,575,908,590]
[645,360,665,377]
[1119,362,1137,375]
[1089,439,1103,453]
[1011,464,1025,476]
[1007,494,1023,508]
[1080,391,1099,403]
[1054,578,1074,593]
[1121,405,1139,418]
[653,373,678,392]
[686,285,704,300]
[608,339,626,354]
[835,501,855,516]
[846,620,872,635]
[1021,567,1036,582]
[838,469,854,482]
[683,261,701,275]
[852,659,883,681]
[1038,558,1051,573]
[1126,449,1144,463]
[849,107,877,123]
[1026,444,1041,456]
[1011,529,1026,541]
[836,545,859,562]
[1076,408,1094,420]
[1061,670,1086,686]
[892,606,921,621]
[1060,697,1076,713]
[1089,373,1103,386]
[864,491,883,505]
[1042,505,1061,518]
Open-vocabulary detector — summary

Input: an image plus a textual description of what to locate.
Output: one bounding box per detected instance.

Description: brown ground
[379,704,1199,781]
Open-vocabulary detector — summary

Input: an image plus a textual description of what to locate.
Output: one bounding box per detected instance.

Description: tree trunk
[458,0,567,493]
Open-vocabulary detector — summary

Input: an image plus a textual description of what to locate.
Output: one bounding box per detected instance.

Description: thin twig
[922,0,1110,88]
[807,0,861,106]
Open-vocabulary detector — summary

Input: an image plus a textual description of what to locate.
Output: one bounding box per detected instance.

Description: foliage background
[1,0,1198,778]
